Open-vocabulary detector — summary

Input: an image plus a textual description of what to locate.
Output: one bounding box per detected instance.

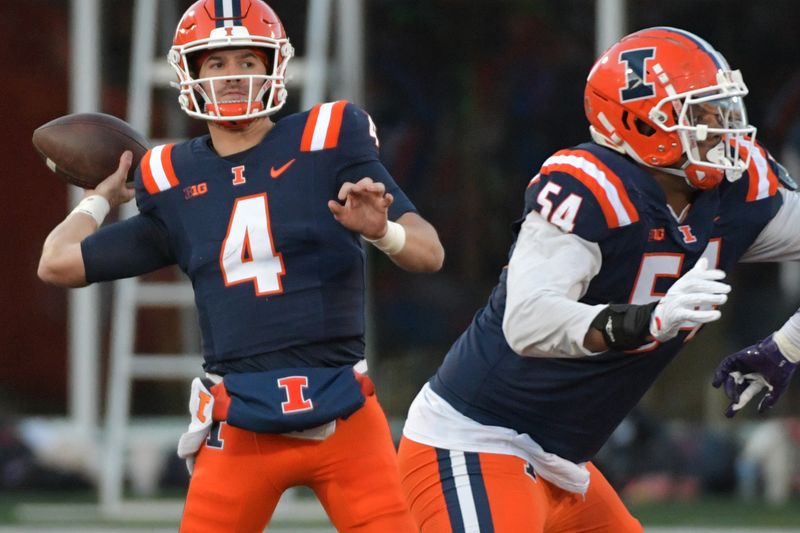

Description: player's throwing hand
[86,151,136,208]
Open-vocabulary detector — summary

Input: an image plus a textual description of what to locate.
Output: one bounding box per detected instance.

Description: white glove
[649,258,730,342]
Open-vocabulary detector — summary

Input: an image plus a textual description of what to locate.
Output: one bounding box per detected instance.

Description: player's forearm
[385,213,444,272]
[583,327,608,352]
[504,286,607,357]
[504,210,605,357]
[38,214,93,287]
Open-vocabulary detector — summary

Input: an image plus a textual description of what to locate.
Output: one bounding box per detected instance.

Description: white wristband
[70,195,111,227]
[364,221,406,255]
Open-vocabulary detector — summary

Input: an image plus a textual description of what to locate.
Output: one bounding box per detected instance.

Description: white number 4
[367,113,380,149]
[220,194,286,296]
[536,181,583,232]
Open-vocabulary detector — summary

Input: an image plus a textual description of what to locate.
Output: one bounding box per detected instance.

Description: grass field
[2,491,799,531]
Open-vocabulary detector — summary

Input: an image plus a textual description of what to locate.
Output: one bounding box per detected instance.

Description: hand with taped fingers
[712,334,798,417]
[328,177,394,239]
[648,257,731,342]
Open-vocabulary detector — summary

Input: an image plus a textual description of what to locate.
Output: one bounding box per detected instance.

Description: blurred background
[3,0,800,530]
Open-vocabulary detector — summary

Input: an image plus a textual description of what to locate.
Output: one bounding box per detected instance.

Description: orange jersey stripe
[160,144,179,187]
[323,100,348,149]
[541,149,639,228]
[542,162,621,227]
[300,104,322,152]
[581,151,639,223]
[741,141,778,202]
[140,150,159,195]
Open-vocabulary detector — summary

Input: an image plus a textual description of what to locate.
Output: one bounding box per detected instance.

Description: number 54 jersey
[82,102,416,369]
[430,140,788,465]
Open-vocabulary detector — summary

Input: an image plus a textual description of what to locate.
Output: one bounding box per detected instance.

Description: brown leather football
[32,113,150,189]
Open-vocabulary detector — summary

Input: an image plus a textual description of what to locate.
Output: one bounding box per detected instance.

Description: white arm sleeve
[503,210,607,358]
[742,188,800,363]
[741,189,800,262]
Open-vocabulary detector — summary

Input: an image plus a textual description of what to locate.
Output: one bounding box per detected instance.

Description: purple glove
[712,335,797,417]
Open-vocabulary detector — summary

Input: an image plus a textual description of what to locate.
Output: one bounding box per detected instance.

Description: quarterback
[398,27,798,532]
[37,1,443,531]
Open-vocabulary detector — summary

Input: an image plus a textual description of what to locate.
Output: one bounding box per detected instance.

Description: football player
[37,1,443,531]
[397,27,799,532]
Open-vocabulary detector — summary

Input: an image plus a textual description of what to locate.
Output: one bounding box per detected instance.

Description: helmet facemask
[169,25,294,128]
[648,70,756,188]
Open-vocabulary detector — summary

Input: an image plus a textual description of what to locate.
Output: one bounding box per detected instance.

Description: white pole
[336,0,365,105]
[68,0,101,444]
[127,0,158,134]
[302,0,333,109]
[595,0,626,56]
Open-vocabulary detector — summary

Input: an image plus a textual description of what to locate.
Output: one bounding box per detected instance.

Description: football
[32,112,150,189]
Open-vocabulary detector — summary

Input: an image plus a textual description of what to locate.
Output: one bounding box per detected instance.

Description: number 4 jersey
[428,140,789,464]
[81,102,416,369]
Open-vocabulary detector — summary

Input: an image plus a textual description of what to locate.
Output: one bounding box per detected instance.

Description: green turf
[2,492,800,529]
[629,496,800,527]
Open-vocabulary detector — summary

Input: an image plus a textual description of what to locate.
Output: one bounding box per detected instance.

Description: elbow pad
[591,302,658,351]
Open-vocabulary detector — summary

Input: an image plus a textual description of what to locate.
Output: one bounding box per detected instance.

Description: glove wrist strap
[590,302,657,351]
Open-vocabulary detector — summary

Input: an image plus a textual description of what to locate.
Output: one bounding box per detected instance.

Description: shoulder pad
[535,148,639,230]
[300,101,349,152]
[137,143,179,195]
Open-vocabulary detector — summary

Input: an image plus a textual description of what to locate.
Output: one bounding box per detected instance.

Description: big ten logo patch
[183,182,208,199]
[649,228,665,242]
[277,376,314,414]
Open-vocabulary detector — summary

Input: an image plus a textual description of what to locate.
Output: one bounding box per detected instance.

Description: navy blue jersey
[82,101,416,368]
[430,142,782,464]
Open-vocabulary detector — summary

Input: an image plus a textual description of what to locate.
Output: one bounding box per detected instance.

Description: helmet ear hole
[634,118,656,137]
[621,111,632,131]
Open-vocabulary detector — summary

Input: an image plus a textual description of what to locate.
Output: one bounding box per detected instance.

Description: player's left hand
[712,334,798,417]
[328,177,394,238]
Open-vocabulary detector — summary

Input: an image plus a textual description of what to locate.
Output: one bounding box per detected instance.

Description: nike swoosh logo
[270,158,296,179]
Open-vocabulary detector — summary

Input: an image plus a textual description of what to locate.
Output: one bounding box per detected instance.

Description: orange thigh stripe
[398,440,641,533]
[399,437,502,532]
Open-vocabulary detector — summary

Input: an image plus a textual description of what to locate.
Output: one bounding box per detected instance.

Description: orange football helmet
[168,0,294,128]
[584,27,755,189]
